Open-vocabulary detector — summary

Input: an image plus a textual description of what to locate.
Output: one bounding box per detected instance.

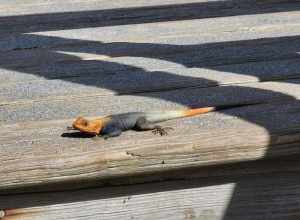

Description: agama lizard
[67,103,259,139]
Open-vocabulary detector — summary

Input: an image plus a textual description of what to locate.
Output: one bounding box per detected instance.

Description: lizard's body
[69,103,257,139]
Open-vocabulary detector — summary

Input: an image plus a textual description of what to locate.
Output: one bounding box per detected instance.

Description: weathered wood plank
[0,0,208,16]
[1,167,300,219]
[1,100,300,191]
[0,15,299,84]
[1,10,300,52]
[2,34,300,71]
[0,14,299,104]
[0,79,299,124]
[1,33,300,104]
[1,58,300,104]
[1,1,300,218]
[1,0,299,34]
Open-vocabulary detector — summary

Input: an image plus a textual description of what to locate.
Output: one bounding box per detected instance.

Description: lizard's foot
[101,134,110,140]
[152,126,174,136]
[91,135,104,141]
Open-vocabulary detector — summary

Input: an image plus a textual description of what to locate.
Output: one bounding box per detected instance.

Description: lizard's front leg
[101,125,122,139]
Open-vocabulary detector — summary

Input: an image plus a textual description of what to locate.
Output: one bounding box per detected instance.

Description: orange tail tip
[183,107,215,117]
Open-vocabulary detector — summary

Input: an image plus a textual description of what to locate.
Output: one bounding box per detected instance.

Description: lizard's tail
[183,107,215,117]
[145,102,260,123]
[145,107,215,123]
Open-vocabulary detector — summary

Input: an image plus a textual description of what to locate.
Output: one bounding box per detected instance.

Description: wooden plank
[0,0,299,34]
[1,166,300,219]
[1,100,300,191]
[1,33,300,90]
[1,58,300,104]
[1,10,300,52]
[0,79,299,124]
[1,0,296,15]
[0,14,299,104]
[1,1,300,218]
[2,33,300,70]
[0,0,208,16]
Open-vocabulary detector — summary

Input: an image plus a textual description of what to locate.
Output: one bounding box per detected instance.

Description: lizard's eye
[82,121,88,126]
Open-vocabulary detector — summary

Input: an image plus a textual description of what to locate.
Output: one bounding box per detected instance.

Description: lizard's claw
[152,127,174,136]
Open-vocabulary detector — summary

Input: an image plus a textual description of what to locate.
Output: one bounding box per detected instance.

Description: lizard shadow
[61,132,96,138]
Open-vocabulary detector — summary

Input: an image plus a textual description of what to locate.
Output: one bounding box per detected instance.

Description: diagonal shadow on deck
[1,0,300,35]
[1,1,300,219]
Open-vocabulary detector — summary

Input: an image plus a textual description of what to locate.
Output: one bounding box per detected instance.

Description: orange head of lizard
[71,117,103,135]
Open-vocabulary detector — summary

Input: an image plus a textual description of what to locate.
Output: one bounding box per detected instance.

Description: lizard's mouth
[66,126,76,130]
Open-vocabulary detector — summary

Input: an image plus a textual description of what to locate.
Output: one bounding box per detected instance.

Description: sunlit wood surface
[1,0,300,219]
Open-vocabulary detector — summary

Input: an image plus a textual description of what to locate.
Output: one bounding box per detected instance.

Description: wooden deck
[1,0,300,219]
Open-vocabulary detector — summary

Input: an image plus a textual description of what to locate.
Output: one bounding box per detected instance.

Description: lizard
[67,103,259,139]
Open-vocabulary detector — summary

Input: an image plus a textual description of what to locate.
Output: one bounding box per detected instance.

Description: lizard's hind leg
[134,117,173,136]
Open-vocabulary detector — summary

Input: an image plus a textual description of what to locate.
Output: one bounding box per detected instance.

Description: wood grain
[1,79,299,124]
[1,0,300,219]
[1,100,300,192]
[2,34,300,75]
[2,165,300,219]
[0,0,209,16]
[1,0,299,34]
[1,58,300,104]
[1,10,300,52]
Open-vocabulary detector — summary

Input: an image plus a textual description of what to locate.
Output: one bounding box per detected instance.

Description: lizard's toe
[152,127,172,136]
[160,129,168,136]
[152,129,159,135]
